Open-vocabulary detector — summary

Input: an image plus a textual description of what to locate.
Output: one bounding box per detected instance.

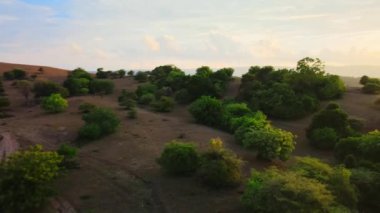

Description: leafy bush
[79,102,96,113]
[307,103,353,140]
[242,167,336,212]
[41,93,68,113]
[136,83,157,97]
[33,80,69,98]
[3,69,26,80]
[238,58,345,120]
[127,107,137,119]
[350,168,380,211]
[63,68,92,96]
[157,141,200,175]
[78,108,120,141]
[310,127,339,150]
[189,96,223,127]
[174,89,191,104]
[362,82,380,94]
[0,97,10,109]
[240,126,296,161]
[138,93,155,105]
[134,71,149,82]
[335,130,380,163]
[198,138,243,188]
[290,157,358,209]
[118,89,137,109]
[57,144,78,169]
[151,96,175,112]
[78,123,102,141]
[0,145,62,212]
[90,79,114,95]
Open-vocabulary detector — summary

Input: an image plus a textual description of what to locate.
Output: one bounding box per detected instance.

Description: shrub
[291,157,358,209]
[335,130,380,163]
[157,141,200,175]
[307,103,352,139]
[79,102,96,113]
[134,71,148,82]
[241,167,336,212]
[127,107,137,119]
[310,127,339,150]
[362,82,380,94]
[0,97,10,109]
[198,138,243,188]
[0,145,62,212]
[189,96,223,127]
[174,89,191,104]
[350,168,380,211]
[33,80,69,98]
[90,79,115,95]
[3,69,26,80]
[240,127,296,161]
[118,90,137,110]
[57,144,78,169]
[41,93,68,113]
[63,77,90,96]
[136,83,157,97]
[151,96,175,112]
[79,108,120,141]
[138,93,155,105]
[78,123,102,141]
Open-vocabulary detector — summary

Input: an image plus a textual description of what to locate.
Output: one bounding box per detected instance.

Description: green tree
[41,93,68,113]
[0,145,62,212]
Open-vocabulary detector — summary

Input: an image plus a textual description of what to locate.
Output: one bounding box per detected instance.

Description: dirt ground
[0,64,379,213]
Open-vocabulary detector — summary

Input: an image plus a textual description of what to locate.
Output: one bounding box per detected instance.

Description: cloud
[143,36,160,52]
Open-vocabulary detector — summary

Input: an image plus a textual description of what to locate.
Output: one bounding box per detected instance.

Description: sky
[1,0,380,74]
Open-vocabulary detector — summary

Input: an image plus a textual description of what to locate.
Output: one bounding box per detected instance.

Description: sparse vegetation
[90,79,115,95]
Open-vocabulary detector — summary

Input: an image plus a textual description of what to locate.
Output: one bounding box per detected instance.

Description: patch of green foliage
[3,68,26,80]
[360,75,380,94]
[89,79,115,95]
[33,80,69,98]
[41,93,68,113]
[78,107,120,142]
[0,145,63,212]
[157,141,200,175]
[307,103,357,149]
[151,96,175,112]
[198,138,243,188]
[63,68,92,96]
[238,57,345,119]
